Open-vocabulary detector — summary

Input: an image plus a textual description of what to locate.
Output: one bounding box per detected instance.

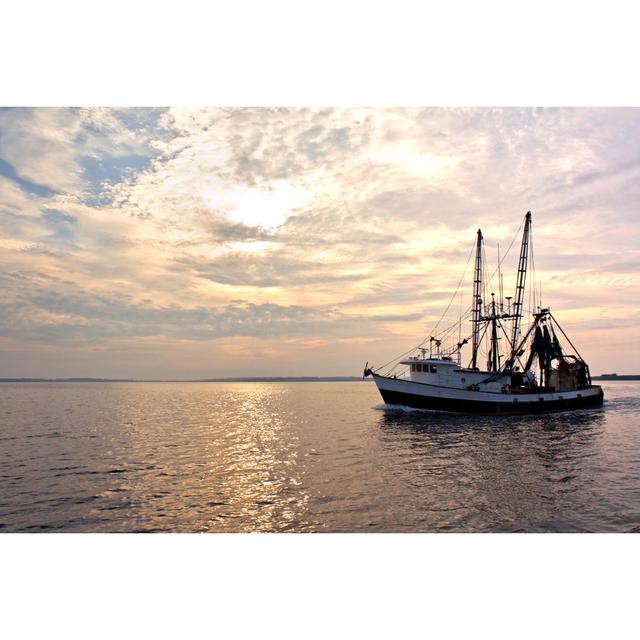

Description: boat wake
[374,403,437,414]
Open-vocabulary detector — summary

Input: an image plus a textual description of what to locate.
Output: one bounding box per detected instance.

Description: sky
[0,107,638,378]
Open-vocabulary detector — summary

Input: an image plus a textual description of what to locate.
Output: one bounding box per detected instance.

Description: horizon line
[0,375,367,383]
[0,374,636,383]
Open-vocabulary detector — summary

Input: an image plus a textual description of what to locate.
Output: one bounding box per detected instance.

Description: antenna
[498,242,504,313]
[505,296,512,315]
[539,278,542,309]
[458,310,462,364]
[490,292,500,372]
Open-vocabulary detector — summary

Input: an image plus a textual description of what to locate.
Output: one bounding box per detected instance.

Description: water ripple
[0,380,638,532]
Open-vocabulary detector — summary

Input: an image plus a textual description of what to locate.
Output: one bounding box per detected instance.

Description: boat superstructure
[364,211,604,414]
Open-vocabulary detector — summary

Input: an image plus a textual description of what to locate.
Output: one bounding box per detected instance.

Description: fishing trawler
[364,211,604,414]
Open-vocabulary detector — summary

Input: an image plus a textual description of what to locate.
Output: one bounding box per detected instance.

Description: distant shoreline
[0,376,365,383]
[1,375,638,383]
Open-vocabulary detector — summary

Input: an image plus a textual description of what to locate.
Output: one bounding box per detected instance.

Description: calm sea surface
[1,380,639,532]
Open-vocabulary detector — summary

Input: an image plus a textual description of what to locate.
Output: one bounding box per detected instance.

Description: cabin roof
[400,357,458,366]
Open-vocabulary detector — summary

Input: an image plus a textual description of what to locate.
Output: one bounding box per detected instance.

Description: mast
[490,293,500,372]
[508,211,532,368]
[471,228,483,370]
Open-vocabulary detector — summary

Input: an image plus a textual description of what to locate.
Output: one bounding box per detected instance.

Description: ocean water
[0,380,638,533]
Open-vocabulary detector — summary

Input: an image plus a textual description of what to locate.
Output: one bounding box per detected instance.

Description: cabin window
[417,364,423,372]
[430,365,437,373]
[461,377,466,383]
[411,364,416,372]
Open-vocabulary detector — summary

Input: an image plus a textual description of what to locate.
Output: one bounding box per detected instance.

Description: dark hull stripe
[378,387,604,415]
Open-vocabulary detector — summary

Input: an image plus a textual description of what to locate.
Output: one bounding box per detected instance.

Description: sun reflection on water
[200,385,310,532]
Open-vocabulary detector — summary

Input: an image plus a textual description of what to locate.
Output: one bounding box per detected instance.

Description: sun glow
[214,180,309,230]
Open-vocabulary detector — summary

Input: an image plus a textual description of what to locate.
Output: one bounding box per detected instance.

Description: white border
[2,533,639,639]
[1,1,639,638]
[2,1,640,105]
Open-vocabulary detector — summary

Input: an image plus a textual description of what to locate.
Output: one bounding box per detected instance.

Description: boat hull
[372,374,603,415]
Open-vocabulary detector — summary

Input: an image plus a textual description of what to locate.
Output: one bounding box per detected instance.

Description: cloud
[0,108,83,191]
[0,269,420,349]
[0,107,166,200]
[1,107,639,376]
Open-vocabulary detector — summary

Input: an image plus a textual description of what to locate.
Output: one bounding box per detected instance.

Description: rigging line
[434,304,473,340]
[483,239,489,305]
[496,317,527,373]
[437,316,473,349]
[378,239,477,374]
[433,215,526,346]
[498,241,503,311]
[530,219,536,311]
[373,344,422,374]
[425,237,476,338]
[550,313,586,362]
[484,215,526,292]
[471,321,491,367]
[439,321,476,349]
[374,330,441,373]
[374,214,526,375]
[374,282,474,374]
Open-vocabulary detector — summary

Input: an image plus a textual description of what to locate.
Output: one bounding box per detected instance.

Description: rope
[373,237,475,374]
[373,213,528,376]
[485,215,525,292]
[427,238,476,336]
